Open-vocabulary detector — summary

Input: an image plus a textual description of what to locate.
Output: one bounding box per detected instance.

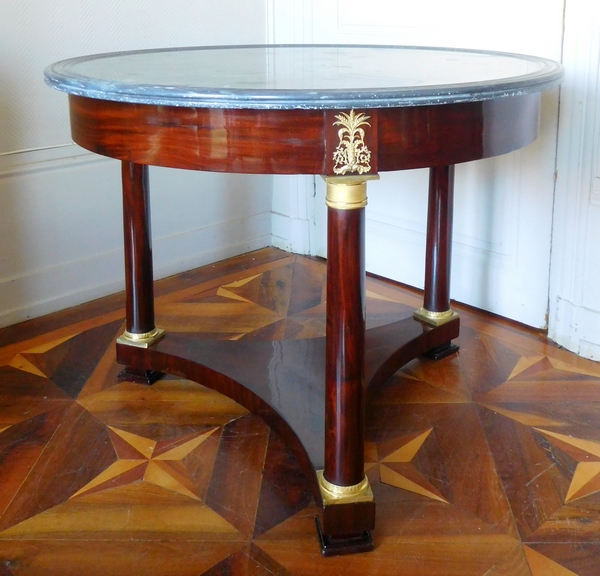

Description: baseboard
[271,212,312,254]
[0,214,271,329]
[549,298,600,361]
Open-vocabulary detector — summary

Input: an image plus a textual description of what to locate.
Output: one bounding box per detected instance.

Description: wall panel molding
[301,0,563,328]
[0,0,271,329]
[266,0,316,256]
[0,214,270,329]
[548,0,600,360]
[271,175,315,254]
[0,150,272,329]
[311,0,563,58]
[1,0,267,155]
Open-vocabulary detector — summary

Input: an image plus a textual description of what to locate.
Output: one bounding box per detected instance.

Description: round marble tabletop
[44,44,563,110]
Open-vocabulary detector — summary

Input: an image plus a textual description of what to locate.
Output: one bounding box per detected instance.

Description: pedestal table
[45,44,563,555]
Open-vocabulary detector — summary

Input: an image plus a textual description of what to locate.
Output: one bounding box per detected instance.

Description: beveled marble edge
[44,44,564,110]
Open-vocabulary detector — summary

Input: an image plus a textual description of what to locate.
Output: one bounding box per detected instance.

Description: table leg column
[317,176,376,555]
[117,162,164,379]
[414,164,459,359]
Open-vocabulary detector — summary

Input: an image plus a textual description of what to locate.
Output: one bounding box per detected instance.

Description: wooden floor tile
[0,403,116,533]
[256,533,530,576]
[0,540,243,576]
[0,406,71,518]
[200,543,293,575]
[0,482,242,541]
[253,431,313,539]
[205,414,270,538]
[525,543,600,576]
[78,379,248,429]
[0,248,599,575]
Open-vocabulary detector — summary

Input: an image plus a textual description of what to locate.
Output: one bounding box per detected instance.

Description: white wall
[0,0,270,328]
[548,1,600,361]
[301,0,565,329]
[267,2,318,254]
[3,0,599,362]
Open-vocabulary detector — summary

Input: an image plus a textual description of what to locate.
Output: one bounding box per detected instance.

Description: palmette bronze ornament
[332,110,372,175]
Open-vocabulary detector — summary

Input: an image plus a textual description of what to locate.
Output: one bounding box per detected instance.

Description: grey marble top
[44,44,563,110]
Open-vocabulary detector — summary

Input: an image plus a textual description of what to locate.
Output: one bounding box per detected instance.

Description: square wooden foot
[117,367,163,385]
[423,342,459,360]
[315,517,374,556]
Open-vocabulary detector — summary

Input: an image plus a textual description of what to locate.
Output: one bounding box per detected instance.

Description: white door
[548,0,600,360]
[280,0,564,328]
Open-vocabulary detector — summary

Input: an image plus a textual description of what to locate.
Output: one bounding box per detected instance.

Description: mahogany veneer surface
[1,248,599,575]
[69,93,539,174]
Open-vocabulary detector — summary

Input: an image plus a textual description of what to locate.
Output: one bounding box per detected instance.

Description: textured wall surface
[278,0,564,328]
[549,1,600,360]
[0,1,269,328]
[1,1,267,153]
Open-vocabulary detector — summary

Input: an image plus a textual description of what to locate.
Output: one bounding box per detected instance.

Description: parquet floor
[1,248,600,575]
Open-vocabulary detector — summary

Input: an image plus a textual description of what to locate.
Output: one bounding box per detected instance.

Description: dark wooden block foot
[117,367,163,385]
[423,342,459,361]
[315,517,374,556]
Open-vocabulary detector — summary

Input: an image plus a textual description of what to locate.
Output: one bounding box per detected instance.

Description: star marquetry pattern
[535,428,600,502]
[367,429,448,503]
[508,355,600,381]
[8,334,78,379]
[524,546,580,576]
[2,251,599,574]
[71,426,218,500]
[216,274,261,303]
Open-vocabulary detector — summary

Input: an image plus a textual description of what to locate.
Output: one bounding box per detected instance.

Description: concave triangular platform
[117,314,459,498]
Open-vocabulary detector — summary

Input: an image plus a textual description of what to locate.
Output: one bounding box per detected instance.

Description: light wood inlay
[0,249,598,574]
